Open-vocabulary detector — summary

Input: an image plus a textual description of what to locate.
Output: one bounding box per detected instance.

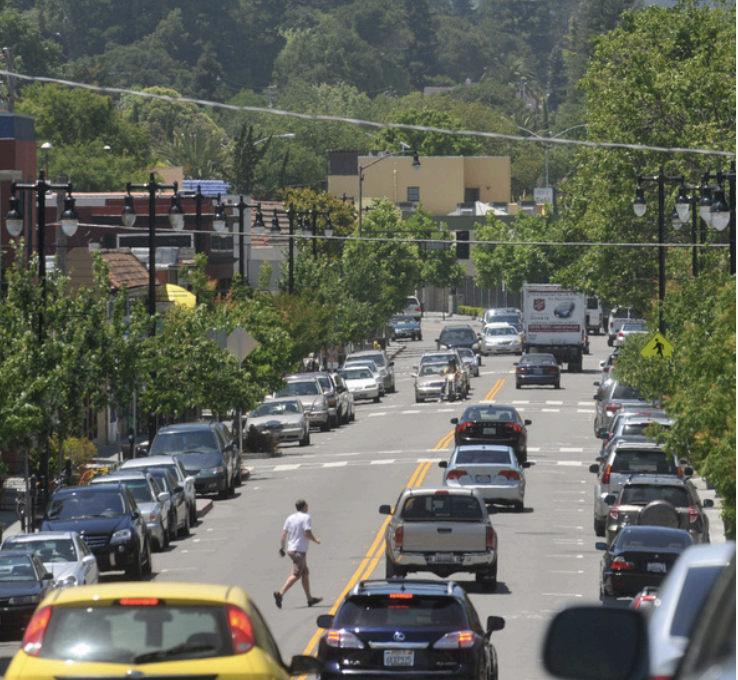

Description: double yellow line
[301,377,505,657]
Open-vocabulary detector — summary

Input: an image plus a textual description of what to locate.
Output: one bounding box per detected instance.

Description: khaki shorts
[288,550,309,577]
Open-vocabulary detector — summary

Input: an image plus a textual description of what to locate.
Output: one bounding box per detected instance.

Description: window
[407,187,420,202]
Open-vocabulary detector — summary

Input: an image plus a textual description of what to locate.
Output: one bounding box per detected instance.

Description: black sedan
[600,525,693,600]
[451,404,531,464]
[515,353,561,389]
[0,551,54,636]
[316,578,504,680]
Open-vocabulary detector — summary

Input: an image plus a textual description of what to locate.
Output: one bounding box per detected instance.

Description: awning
[159,284,197,308]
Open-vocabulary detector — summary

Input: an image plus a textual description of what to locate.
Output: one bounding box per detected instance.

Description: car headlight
[439,343,449,349]
[10,594,42,605]
[209,466,226,475]
[53,575,78,589]
[111,528,133,544]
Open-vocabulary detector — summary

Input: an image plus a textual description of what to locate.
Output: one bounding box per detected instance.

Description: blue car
[389,315,422,341]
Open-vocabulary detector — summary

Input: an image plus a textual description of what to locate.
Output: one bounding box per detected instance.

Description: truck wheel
[385,558,405,579]
[607,337,614,347]
[476,566,497,593]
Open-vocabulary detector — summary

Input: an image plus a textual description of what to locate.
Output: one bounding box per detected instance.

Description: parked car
[603,475,713,547]
[451,404,531,464]
[6,582,322,679]
[90,470,171,551]
[600,525,694,600]
[607,305,640,346]
[246,398,311,447]
[403,295,423,320]
[456,346,480,377]
[145,466,190,539]
[331,372,355,423]
[435,324,482,360]
[0,551,54,636]
[337,365,381,403]
[515,352,561,389]
[1,531,100,590]
[647,542,736,680]
[315,578,505,680]
[482,322,523,356]
[344,350,396,393]
[273,375,331,431]
[586,296,603,335]
[295,372,348,429]
[589,441,692,537]
[148,422,241,498]
[121,454,197,527]
[41,483,152,580]
[389,314,422,341]
[439,444,531,511]
[341,358,385,396]
[593,379,653,436]
[597,410,674,448]
[614,321,649,347]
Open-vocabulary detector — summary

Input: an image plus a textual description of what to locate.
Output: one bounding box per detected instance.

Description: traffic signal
[455,230,470,259]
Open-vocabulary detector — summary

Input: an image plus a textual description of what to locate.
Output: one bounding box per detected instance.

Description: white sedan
[482,322,523,355]
[246,397,311,447]
[439,444,531,512]
[337,366,381,403]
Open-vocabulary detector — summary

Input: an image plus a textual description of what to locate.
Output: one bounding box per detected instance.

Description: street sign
[534,187,555,207]
[640,332,674,359]
[226,326,258,363]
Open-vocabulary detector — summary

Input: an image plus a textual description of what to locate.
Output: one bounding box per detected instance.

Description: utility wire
[0,70,733,159]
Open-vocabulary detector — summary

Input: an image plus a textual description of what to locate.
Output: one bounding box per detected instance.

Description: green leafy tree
[376,108,480,156]
[222,124,271,195]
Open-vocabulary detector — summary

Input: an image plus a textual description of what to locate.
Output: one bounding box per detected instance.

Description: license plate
[647,562,666,573]
[384,650,414,667]
[434,553,455,563]
[476,475,491,483]
[483,427,497,435]
[532,368,543,374]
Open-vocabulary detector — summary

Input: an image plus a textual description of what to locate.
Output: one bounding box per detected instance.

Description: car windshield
[335,595,466,628]
[441,329,476,342]
[35,604,234,663]
[611,450,676,474]
[47,491,125,519]
[2,538,77,562]
[151,431,218,455]
[339,368,373,380]
[486,326,517,337]
[391,316,415,324]
[455,449,513,465]
[276,381,320,396]
[456,348,474,359]
[619,485,690,506]
[252,402,301,417]
[316,376,333,392]
[620,423,669,437]
[177,452,224,470]
[420,364,445,376]
[401,495,483,520]
[0,554,36,580]
[353,353,386,368]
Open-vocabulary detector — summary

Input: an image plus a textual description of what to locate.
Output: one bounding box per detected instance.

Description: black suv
[435,325,483,360]
[316,579,504,680]
[150,422,241,499]
[41,483,151,579]
[604,475,713,546]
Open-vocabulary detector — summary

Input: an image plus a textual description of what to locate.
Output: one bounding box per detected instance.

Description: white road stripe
[273,464,300,471]
[323,462,348,468]
[371,459,396,465]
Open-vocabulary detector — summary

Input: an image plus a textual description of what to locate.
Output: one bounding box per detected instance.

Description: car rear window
[335,595,466,628]
[620,485,690,507]
[491,314,521,326]
[401,495,483,520]
[611,384,644,400]
[37,604,233,662]
[612,450,676,474]
[670,565,727,638]
[455,449,512,465]
[618,529,693,550]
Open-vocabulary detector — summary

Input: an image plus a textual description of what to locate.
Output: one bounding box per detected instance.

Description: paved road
[0,316,725,679]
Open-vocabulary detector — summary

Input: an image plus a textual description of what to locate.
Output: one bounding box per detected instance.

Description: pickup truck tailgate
[401,520,487,552]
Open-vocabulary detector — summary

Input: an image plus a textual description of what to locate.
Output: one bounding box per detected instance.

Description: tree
[376,108,480,156]
[222,124,271,195]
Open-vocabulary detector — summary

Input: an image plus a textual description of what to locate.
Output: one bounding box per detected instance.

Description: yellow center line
[300,453,438,658]
[484,378,505,401]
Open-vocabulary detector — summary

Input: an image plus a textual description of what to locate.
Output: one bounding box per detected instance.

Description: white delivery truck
[522,284,587,372]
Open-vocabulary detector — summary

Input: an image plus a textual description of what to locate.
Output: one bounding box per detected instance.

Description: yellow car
[7,581,321,679]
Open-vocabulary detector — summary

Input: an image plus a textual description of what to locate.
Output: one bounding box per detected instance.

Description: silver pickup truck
[379,487,499,591]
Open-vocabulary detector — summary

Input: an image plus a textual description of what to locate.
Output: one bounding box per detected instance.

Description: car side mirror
[158,491,171,503]
[486,615,505,635]
[596,428,608,439]
[604,494,617,506]
[589,464,600,474]
[703,499,714,508]
[683,466,694,477]
[379,504,392,515]
[131,510,140,519]
[593,381,600,386]
[316,614,334,628]
[438,461,448,469]
[522,462,532,469]
[82,555,96,565]
[288,655,323,676]
[450,418,459,424]
[410,373,417,378]
[524,419,532,426]
[42,572,54,581]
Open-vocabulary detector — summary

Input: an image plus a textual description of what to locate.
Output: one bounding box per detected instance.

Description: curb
[196,498,213,519]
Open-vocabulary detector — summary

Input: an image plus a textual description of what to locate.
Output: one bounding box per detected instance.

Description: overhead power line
[0,70,734,159]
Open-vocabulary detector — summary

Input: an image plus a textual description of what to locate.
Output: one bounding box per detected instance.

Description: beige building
[327,151,512,216]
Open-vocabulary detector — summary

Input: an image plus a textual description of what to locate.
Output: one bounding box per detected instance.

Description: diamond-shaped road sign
[640,332,674,359]
[226,326,258,363]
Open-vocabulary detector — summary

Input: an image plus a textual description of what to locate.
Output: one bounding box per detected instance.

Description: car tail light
[618,332,624,340]
[433,631,476,649]
[609,505,620,521]
[457,422,473,434]
[22,605,52,656]
[601,465,612,484]
[676,464,684,478]
[689,506,699,524]
[499,470,521,481]
[517,367,529,374]
[611,556,635,571]
[547,367,558,374]
[504,423,522,434]
[605,403,622,416]
[394,525,404,549]
[325,629,364,649]
[632,593,657,610]
[446,469,468,481]
[227,604,255,654]
[486,526,496,550]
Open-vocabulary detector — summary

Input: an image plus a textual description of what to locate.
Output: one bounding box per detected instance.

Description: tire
[180,508,191,537]
[607,337,614,347]
[234,464,243,486]
[385,558,405,579]
[228,471,237,495]
[320,419,331,432]
[350,409,356,422]
[594,518,606,537]
[513,501,524,513]
[299,429,311,447]
[126,546,144,580]
[554,380,561,389]
[374,395,381,403]
[476,564,498,592]
[515,382,521,389]
[142,542,153,576]
[189,500,197,526]
[159,526,168,551]
[168,511,177,542]
[638,500,680,529]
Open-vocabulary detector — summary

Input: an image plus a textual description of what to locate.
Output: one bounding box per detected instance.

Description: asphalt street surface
[0,315,725,679]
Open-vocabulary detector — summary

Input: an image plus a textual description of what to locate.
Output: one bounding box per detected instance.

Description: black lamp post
[706,162,736,275]
[673,181,707,277]
[633,167,684,335]
[4,171,79,509]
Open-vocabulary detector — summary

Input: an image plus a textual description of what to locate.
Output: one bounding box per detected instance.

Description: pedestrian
[274,499,322,609]
[301,353,318,373]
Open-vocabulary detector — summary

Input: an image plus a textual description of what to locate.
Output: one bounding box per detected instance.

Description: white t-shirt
[283,511,312,553]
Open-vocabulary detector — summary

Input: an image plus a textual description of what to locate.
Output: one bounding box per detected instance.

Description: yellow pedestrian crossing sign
[641,332,674,358]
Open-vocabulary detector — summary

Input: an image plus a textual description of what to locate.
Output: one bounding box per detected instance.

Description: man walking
[274,499,322,608]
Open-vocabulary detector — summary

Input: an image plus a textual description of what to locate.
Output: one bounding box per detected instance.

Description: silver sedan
[1,531,100,589]
[246,397,311,447]
[439,444,531,512]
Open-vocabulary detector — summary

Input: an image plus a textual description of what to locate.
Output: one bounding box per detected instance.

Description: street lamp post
[358,149,420,236]
[705,162,736,275]
[633,167,684,335]
[4,171,79,511]
[674,178,714,277]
